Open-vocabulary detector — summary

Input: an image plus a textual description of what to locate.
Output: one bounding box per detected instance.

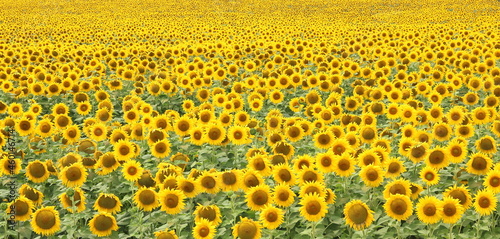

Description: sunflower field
[0,0,500,238]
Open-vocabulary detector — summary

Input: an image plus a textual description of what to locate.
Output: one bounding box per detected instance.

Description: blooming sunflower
[316,151,335,173]
[6,195,33,221]
[19,184,43,205]
[447,138,467,163]
[441,196,464,224]
[88,212,119,237]
[134,187,159,211]
[384,157,406,178]
[242,170,264,191]
[409,183,424,200]
[299,193,328,222]
[466,153,492,175]
[94,193,122,214]
[272,163,296,185]
[384,194,413,221]
[121,160,144,182]
[475,135,497,155]
[297,167,324,186]
[203,123,226,145]
[113,139,136,161]
[313,130,335,149]
[443,185,473,209]
[332,153,356,177]
[420,166,440,186]
[359,165,385,187]
[383,179,411,199]
[31,206,61,236]
[273,183,296,208]
[59,162,87,188]
[484,170,500,193]
[344,200,374,231]
[259,205,284,229]
[247,154,272,177]
[158,188,186,214]
[25,160,49,183]
[220,169,242,192]
[154,229,178,239]
[246,184,272,211]
[193,218,216,239]
[474,189,497,216]
[194,205,222,226]
[416,196,443,224]
[228,125,252,145]
[425,147,450,170]
[232,217,262,239]
[197,171,220,194]
[151,139,172,159]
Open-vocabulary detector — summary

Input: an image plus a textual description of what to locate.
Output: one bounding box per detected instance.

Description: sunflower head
[89,212,119,237]
[232,217,262,239]
[344,200,374,231]
[31,206,61,236]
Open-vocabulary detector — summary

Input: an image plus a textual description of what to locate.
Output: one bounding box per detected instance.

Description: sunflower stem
[448,224,454,239]
[395,220,402,239]
[476,213,481,237]
[310,220,317,238]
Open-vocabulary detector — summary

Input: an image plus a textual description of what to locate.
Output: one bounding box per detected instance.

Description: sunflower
[299,181,326,198]
[384,157,406,178]
[121,160,144,182]
[220,169,242,192]
[158,188,186,214]
[246,184,272,211]
[31,206,61,236]
[134,187,159,211]
[456,124,474,138]
[359,125,378,143]
[447,138,468,163]
[344,200,374,231]
[273,183,295,207]
[197,171,220,194]
[155,229,178,239]
[410,183,424,200]
[475,136,497,154]
[313,131,335,149]
[357,148,381,167]
[474,189,497,216]
[88,122,108,141]
[383,179,411,199]
[92,193,121,214]
[360,165,385,187]
[62,125,81,144]
[297,167,324,186]
[193,218,216,239]
[242,170,264,191]
[19,184,43,205]
[273,141,295,159]
[88,212,119,237]
[59,162,87,188]
[6,196,33,221]
[232,217,262,239]
[425,147,450,170]
[194,205,222,226]
[259,205,284,229]
[203,123,226,146]
[25,160,49,183]
[15,117,34,136]
[332,153,356,177]
[299,192,328,222]
[316,151,335,173]
[416,196,442,224]
[59,188,86,213]
[443,185,473,209]
[441,196,464,224]
[151,139,171,159]
[432,123,452,141]
[466,153,492,175]
[408,143,429,163]
[446,107,466,125]
[484,170,500,193]
[384,194,413,221]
